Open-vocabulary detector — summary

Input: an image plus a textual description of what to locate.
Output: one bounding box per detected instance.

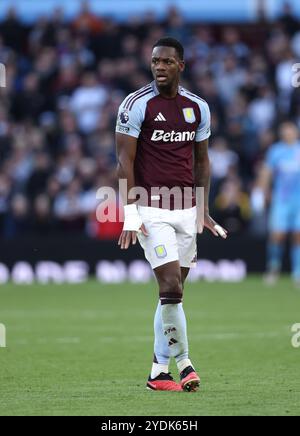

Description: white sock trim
[151,363,169,379]
[177,358,193,373]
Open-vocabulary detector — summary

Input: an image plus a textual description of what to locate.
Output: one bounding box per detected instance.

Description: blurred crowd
[0,1,300,239]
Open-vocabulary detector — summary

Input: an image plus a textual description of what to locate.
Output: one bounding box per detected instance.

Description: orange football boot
[180,366,200,392]
[147,372,183,391]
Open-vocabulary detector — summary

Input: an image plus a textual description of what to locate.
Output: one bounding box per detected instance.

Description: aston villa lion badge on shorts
[155,245,167,259]
[183,108,196,123]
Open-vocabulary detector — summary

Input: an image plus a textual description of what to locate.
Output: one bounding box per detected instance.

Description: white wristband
[251,188,265,213]
[123,204,143,232]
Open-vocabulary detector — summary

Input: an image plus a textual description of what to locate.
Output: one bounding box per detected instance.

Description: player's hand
[118,224,148,250]
[204,213,228,239]
[118,204,148,249]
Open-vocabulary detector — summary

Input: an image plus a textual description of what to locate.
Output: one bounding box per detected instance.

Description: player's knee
[159,275,183,305]
[271,232,286,244]
[293,233,300,245]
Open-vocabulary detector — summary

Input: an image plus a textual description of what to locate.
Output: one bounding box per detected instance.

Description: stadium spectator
[209,138,239,179]
[72,0,104,36]
[213,179,251,233]
[69,72,108,134]
[4,193,30,239]
[30,193,57,235]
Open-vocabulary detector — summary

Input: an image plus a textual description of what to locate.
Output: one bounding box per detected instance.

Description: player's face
[280,123,299,144]
[151,46,185,89]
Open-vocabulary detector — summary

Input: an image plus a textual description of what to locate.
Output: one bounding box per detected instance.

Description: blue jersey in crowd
[266,141,300,232]
[266,141,300,203]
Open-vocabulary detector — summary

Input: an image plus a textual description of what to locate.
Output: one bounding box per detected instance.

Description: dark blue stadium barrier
[0,233,266,272]
[0,234,294,284]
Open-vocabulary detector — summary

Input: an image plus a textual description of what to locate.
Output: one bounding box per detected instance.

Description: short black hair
[152,37,184,60]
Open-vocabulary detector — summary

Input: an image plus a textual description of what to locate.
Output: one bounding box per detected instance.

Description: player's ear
[179,60,185,73]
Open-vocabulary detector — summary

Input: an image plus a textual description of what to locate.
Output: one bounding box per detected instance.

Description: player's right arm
[116,133,148,249]
[115,102,148,249]
[257,165,272,194]
[252,150,274,213]
[116,132,138,207]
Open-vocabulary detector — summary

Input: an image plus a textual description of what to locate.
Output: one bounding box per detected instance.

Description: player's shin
[151,301,170,379]
[291,244,300,283]
[160,299,193,373]
[267,241,284,273]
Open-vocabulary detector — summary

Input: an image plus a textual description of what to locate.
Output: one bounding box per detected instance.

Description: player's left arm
[194,139,228,239]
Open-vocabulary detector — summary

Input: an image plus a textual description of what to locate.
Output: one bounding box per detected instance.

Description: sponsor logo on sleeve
[117,125,130,133]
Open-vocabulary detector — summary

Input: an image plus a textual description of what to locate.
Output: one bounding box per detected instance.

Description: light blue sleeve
[196,100,211,142]
[115,96,144,138]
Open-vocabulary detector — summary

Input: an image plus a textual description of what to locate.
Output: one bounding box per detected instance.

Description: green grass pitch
[0,277,299,416]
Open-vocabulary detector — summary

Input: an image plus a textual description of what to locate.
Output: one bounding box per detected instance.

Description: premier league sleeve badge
[119,110,129,124]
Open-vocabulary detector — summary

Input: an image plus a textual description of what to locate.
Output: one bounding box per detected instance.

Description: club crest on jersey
[119,110,129,124]
[183,108,196,123]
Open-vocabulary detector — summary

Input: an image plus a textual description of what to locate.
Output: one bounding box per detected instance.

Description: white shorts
[137,206,197,270]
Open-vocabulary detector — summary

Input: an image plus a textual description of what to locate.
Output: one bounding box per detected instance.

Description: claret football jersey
[116,81,211,208]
